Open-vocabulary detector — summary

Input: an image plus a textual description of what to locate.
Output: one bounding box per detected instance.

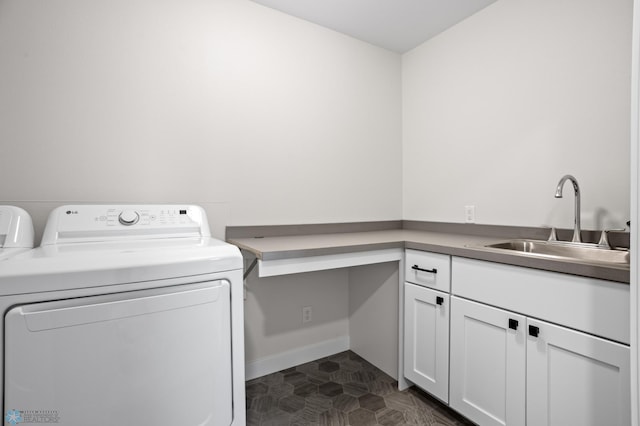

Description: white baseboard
[245,336,350,381]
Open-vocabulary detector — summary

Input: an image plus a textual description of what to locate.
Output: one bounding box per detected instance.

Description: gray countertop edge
[227,223,630,284]
[235,241,407,261]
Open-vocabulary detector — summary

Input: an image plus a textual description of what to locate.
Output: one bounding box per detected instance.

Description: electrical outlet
[302,306,312,323]
[464,205,476,223]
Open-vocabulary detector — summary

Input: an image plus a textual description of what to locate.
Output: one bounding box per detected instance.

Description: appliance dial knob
[118,210,139,226]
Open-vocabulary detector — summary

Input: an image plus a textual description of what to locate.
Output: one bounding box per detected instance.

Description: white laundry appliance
[0,206,34,261]
[0,205,245,426]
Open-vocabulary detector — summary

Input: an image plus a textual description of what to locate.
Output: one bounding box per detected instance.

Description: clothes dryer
[0,205,244,426]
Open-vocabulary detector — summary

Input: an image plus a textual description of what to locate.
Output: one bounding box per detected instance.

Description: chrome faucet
[555,175,581,243]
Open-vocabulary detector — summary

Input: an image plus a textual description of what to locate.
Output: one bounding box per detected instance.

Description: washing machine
[0,206,34,261]
[0,205,245,426]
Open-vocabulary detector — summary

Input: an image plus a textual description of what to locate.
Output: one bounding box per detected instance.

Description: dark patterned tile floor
[246,350,475,426]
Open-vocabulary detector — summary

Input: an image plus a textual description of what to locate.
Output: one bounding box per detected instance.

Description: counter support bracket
[244,257,258,280]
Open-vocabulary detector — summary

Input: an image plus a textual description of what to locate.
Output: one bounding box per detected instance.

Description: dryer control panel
[41,205,211,245]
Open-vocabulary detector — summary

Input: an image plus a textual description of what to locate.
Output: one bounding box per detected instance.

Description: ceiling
[249,0,498,53]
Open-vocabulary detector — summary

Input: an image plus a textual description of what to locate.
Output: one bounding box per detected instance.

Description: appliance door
[4,280,232,426]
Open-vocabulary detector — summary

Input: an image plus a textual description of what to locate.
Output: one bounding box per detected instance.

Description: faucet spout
[555,174,581,243]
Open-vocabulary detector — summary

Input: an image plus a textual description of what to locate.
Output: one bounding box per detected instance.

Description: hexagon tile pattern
[246,350,474,426]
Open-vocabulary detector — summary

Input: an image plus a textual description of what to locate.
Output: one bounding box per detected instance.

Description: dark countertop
[227,222,630,284]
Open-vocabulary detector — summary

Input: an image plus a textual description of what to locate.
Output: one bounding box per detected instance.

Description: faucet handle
[598,227,627,249]
[548,227,558,242]
[598,230,611,248]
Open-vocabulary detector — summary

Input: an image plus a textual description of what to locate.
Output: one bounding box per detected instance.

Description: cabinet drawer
[405,250,451,292]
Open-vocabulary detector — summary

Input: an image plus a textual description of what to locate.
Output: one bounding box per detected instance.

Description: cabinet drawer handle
[436,296,444,306]
[529,325,540,337]
[412,265,438,274]
[508,318,518,330]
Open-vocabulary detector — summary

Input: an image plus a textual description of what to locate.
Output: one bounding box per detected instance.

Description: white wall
[244,268,349,372]
[403,0,632,231]
[0,0,402,237]
[0,0,402,369]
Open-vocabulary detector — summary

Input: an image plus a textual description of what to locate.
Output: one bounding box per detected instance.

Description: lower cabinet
[403,282,449,403]
[526,318,630,426]
[450,296,630,426]
[449,296,525,426]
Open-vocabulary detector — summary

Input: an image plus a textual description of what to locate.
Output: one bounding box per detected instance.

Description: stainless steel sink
[480,239,630,265]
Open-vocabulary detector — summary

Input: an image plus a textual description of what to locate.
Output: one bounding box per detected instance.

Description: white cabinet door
[527,318,631,426]
[450,296,526,426]
[404,282,449,403]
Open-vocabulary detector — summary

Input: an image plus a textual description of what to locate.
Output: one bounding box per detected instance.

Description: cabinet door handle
[529,325,540,337]
[508,318,518,330]
[436,296,444,306]
[412,265,437,274]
